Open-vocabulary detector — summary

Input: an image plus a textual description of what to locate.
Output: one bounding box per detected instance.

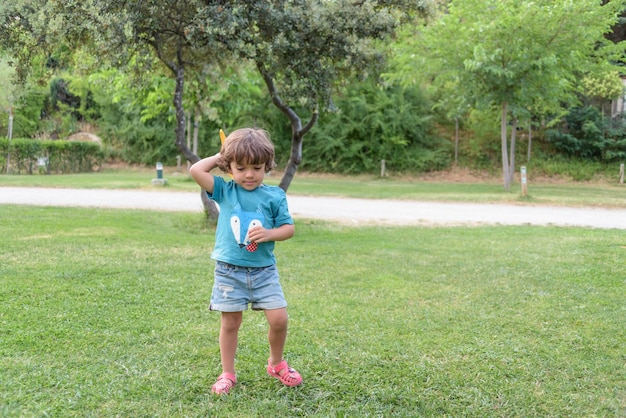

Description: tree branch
[300,108,319,137]
[256,62,301,128]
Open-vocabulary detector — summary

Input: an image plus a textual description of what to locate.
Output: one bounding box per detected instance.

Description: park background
[1,1,626,416]
[2,0,626,189]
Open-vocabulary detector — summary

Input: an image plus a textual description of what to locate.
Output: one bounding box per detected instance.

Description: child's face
[229,161,267,191]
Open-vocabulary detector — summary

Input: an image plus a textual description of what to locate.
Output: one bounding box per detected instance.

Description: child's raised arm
[189,153,221,193]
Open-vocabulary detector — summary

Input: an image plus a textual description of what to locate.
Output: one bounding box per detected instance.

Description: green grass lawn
[1,205,624,416]
[1,165,625,208]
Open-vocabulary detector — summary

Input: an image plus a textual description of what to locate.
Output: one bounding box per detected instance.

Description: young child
[189,128,302,395]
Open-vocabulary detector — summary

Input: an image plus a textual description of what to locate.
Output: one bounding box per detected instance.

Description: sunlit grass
[1,206,624,416]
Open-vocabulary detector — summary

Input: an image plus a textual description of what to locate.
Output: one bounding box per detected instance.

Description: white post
[620,163,624,185]
[380,159,386,177]
[521,166,528,196]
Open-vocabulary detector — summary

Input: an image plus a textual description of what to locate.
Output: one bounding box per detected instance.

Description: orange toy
[219,129,233,178]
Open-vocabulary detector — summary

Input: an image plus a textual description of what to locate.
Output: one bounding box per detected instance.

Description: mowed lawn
[1,205,624,417]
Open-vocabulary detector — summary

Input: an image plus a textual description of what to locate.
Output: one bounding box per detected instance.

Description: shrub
[546,106,626,162]
[301,79,452,174]
[0,138,103,174]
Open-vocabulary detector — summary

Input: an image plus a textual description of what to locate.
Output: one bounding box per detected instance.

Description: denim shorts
[210,261,287,312]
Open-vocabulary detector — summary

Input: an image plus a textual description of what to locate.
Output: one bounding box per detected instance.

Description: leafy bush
[0,138,103,174]
[301,79,451,174]
[546,105,626,161]
[461,108,503,169]
[603,115,626,161]
[96,103,179,165]
[10,84,49,138]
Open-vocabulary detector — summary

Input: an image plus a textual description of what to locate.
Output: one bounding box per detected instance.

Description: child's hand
[247,226,271,243]
[247,224,294,246]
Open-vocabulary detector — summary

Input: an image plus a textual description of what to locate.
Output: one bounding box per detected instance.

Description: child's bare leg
[219,311,243,374]
[264,307,302,386]
[264,308,288,367]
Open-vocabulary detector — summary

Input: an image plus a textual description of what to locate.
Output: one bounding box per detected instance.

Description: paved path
[2,186,626,229]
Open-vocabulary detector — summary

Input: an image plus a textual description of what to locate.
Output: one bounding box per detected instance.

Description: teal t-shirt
[206,176,293,267]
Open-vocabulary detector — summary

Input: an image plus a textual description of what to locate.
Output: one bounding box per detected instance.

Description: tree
[199,0,431,191]
[0,1,45,83]
[94,1,233,164]
[393,0,626,191]
[2,1,431,195]
[1,0,238,218]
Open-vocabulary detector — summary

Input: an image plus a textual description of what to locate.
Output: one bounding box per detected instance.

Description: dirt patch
[68,132,102,144]
[409,166,500,183]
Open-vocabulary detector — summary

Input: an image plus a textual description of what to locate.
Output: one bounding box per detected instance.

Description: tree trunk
[186,111,191,152]
[167,55,219,220]
[508,118,517,187]
[454,116,459,164]
[201,190,219,220]
[186,111,191,173]
[6,109,12,174]
[500,102,510,191]
[257,63,318,192]
[527,123,532,162]
[193,110,200,155]
[172,64,197,164]
[279,129,304,191]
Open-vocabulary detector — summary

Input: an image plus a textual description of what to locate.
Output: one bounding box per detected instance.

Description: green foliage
[461,108,503,169]
[234,0,426,113]
[527,157,611,182]
[0,2,43,82]
[86,68,180,165]
[207,66,292,149]
[50,78,80,111]
[95,101,179,165]
[0,54,19,115]
[0,138,103,174]
[546,106,626,162]
[581,71,625,101]
[3,0,625,179]
[603,116,626,162]
[393,0,626,188]
[4,49,101,140]
[302,79,451,174]
[9,84,48,138]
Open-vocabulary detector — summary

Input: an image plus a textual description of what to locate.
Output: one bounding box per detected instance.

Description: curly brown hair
[216,128,277,174]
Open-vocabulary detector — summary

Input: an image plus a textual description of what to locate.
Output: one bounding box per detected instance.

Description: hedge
[0,138,104,174]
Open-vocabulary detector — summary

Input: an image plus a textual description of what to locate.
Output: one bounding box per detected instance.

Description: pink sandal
[211,372,236,395]
[266,359,302,387]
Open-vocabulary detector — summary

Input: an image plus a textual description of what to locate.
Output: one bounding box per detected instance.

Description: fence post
[380,159,386,177]
[620,163,624,185]
[521,166,528,196]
